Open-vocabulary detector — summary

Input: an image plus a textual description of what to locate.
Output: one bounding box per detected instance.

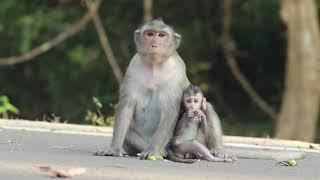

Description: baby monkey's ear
[202,97,207,111]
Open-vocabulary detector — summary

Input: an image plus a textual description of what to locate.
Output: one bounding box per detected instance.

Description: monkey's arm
[205,103,223,150]
[174,114,188,136]
[199,113,209,137]
[112,97,136,147]
[96,94,136,156]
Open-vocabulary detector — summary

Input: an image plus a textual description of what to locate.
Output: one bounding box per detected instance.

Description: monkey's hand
[187,110,194,118]
[195,109,206,120]
[189,109,205,121]
[94,147,123,157]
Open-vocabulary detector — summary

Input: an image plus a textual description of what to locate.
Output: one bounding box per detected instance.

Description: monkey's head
[134,18,182,63]
[182,84,207,112]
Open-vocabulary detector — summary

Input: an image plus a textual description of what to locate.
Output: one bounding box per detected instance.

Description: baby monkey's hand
[187,110,195,118]
[194,109,205,120]
[187,109,205,121]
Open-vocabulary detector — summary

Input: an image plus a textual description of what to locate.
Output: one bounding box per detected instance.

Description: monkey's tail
[167,149,198,164]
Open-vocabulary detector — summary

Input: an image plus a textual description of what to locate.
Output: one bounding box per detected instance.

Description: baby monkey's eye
[186,99,192,103]
[194,99,199,103]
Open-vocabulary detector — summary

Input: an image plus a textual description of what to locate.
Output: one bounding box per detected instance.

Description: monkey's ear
[173,32,182,48]
[202,97,207,111]
[134,29,141,44]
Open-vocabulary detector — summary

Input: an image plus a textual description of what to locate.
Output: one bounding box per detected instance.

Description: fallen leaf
[276,159,297,167]
[67,168,86,176]
[39,166,86,178]
[39,166,51,171]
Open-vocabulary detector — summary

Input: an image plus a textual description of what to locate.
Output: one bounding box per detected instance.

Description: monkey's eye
[194,99,199,103]
[146,32,154,37]
[186,99,192,103]
[158,33,166,38]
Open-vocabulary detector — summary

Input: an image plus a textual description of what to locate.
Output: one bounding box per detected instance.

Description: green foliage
[0,0,15,16]
[85,97,114,127]
[0,95,20,118]
[92,97,102,109]
[222,117,274,138]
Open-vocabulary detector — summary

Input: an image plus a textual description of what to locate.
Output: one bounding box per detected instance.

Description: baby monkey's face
[183,93,203,111]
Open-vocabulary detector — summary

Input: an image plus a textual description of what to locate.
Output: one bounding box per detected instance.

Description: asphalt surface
[0,129,319,180]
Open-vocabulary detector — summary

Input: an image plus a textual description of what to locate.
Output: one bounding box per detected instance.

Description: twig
[221,0,277,120]
[0,10,99,65]
[85,0,123,84]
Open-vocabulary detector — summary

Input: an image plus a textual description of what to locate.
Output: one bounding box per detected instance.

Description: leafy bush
[0,95,19,118]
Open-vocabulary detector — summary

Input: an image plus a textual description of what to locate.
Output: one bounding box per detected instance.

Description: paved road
[0,129,319,180]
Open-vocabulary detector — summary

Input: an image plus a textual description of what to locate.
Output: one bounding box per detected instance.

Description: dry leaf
[39,165,86,178]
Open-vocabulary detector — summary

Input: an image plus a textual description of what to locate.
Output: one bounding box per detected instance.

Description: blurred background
[0,0,320,142]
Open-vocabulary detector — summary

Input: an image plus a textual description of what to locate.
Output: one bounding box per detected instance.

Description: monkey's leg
[123,130,149,156]
[139,113,178,158]
[167,148,199,163]
[176,140,227,162]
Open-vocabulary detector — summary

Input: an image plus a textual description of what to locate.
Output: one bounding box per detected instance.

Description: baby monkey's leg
[175,140,229,162]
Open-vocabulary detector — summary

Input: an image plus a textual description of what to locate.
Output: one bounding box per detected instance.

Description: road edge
[1,118,319,153]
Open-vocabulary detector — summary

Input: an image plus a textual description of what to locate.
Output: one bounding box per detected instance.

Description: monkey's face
[141,27,173,56]
[134,19,181,62]
[183,93,203,112]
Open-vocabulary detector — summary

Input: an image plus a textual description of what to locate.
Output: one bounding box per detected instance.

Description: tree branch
[85,0,123,84]
[221,0,277,120]
[0,8,99,65]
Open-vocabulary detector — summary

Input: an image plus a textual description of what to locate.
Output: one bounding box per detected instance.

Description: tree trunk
[276,0,320,141]
[143,0,153,22]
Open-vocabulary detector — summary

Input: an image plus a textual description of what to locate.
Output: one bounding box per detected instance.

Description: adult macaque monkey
[168,85,234,163]
[96,18,226,159]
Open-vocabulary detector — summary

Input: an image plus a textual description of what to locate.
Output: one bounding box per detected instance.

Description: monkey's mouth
[151,45,158,53]
[149,50,160,54]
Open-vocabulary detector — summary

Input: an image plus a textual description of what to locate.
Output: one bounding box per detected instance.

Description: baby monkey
[168,84,234,163]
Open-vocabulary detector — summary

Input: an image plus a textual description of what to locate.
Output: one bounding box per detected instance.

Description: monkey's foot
[211,149,237,161]
[94,148,122,157]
